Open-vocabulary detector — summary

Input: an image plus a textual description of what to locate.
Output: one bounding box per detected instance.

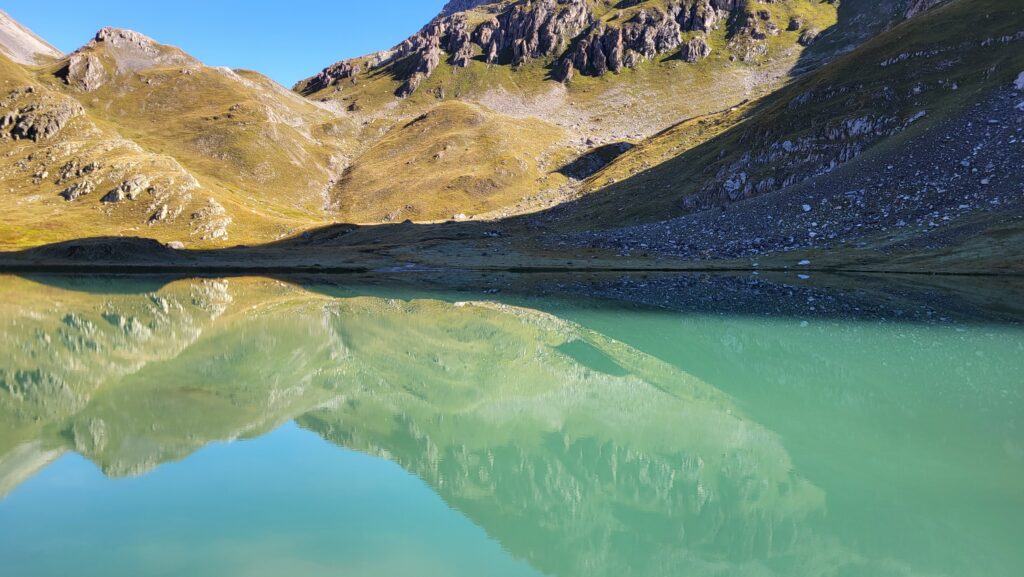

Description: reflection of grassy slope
[333,101,570,221]
[0,275,229,456]
[0,277,351,479]
[0,277,831,576]
[66,286,346,476]
[562,0,1024,227]
[3,276,1015,574]
[299,299,829,577]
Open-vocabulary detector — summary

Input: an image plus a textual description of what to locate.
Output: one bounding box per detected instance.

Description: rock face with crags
[297,0,788,96]
[0,87,84,142]
[57,53,107,92]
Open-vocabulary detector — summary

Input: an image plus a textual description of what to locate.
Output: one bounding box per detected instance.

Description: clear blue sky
[3,0,447,87]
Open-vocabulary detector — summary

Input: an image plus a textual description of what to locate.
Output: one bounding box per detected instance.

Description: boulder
[101,175,150,203]
[59,179,95,201]
[799,28,820,46]
[680,35,712,63]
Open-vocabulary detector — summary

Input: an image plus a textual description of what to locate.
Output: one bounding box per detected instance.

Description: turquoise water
[0,275,1021,577]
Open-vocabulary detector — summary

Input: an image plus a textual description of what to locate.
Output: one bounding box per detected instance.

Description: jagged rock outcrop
[475,0,592,66]
[557,0,743,80]
[378,0,590,96]
[87,27,194,71]
[54,26,195,89]
[0,87,84,142]
[395,0,593,96]
[57,53,107,92]
[190,198,231,240]
[445,14,474,67]
[396,30,443,97]
[101,175,150,203]
[679,35,712,63]
[59,178,95,201]
[56,159,100,184]
[298,0,805,96]
[51,25,203,96]
[798,28,820,47]
[298,61,360,94]
[673,0,742,33]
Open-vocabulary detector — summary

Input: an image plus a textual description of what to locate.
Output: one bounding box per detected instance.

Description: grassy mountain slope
[554,0,1023,225]
[0,27,363,250]
[333,100,570,221]
[0,0,1020,274]
[0,21,594,242]
[523,0,1024,274]
[0,52,215,249]
[39,29,360,236]
[289,0,854,222]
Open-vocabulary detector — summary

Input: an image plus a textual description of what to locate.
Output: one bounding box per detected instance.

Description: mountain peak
[439,0,498,17]
[90,26,161,48]
[63,25,197,81]
[0,9,62,65]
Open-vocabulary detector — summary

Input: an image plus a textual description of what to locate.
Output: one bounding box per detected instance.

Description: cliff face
[296,0,822,98]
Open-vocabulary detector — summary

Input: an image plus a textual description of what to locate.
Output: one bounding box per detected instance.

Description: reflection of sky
[0,422,546,577]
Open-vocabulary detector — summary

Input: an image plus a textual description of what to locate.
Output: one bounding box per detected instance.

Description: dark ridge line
[0,264,371,274]
[1,263,1022,278]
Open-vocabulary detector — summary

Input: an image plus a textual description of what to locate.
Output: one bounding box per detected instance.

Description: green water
[0,274,1021,577]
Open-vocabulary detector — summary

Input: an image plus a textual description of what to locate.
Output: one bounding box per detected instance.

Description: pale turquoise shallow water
[0,275,1021,577]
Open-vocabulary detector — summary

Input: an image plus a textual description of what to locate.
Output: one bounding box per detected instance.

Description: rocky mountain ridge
[297,0,822,98]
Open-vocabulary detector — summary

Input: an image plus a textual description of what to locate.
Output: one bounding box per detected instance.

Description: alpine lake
[0,273,1021,577]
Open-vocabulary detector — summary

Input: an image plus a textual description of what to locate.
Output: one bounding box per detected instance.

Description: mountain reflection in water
[0,275,1021,577]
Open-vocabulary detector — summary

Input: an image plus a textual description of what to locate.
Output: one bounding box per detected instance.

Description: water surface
[0,274,1021,577]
